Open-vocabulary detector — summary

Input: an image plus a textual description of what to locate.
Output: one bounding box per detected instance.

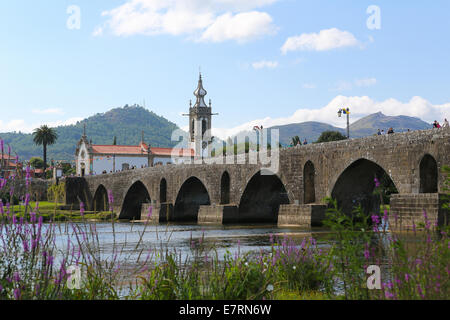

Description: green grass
[273,290,328,300]
[6,201,114,222]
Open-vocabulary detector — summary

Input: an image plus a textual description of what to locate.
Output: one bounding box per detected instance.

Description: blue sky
[0,0,449,139]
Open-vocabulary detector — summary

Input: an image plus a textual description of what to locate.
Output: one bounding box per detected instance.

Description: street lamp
[338,108,350,138]
[253,125,264,151]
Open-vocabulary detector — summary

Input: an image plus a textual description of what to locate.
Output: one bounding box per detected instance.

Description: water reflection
[50,221,331,265]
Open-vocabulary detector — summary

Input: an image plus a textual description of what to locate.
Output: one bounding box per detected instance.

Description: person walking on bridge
[443,118,449,128]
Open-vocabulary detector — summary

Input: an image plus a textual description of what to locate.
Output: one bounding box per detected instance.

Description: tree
[316,131,347,143]
[32,125,58,178]
[291,136,301,146]
[29,157,44,169]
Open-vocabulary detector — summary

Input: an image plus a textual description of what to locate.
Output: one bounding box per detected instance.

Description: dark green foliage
[29,157,45,169]
[291,136,301,146]
[32,125,58,175]
[0,105,180,161]
[316,131,348,143]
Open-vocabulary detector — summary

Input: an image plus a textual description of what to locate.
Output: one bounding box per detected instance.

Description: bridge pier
[141,203,174,223]
[198,205,239,225]
[389,193,449,231]
[277,204,327,228]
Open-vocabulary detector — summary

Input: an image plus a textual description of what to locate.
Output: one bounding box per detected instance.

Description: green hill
[266,112,432,145]
[349,112,431,137]
[0,105,180,162]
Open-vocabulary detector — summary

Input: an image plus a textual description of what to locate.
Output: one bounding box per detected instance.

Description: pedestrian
[436,121,441,128]
[443,118,449,128]
[387,127,394,134]
[303,138,308,145]
[381,130,386,135]
[433,120,438,128]
[377,129,381,135]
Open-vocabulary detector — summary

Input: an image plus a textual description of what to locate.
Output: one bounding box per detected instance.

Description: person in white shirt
[443,118,449,128]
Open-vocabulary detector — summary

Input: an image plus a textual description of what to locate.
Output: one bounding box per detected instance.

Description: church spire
[193,72,208,108]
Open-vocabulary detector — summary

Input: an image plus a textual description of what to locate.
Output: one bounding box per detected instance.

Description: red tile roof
[91,144,193,157]
[151,147,194,157]
[91,145,148,155]
[0,154,15,160]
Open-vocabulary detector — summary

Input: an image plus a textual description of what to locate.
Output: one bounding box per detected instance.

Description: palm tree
[32,125,58,178]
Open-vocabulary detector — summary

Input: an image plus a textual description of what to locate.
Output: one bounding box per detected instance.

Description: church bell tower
[186,73,217,158]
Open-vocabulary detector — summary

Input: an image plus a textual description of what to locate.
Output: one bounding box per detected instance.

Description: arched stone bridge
[65,128,450,229]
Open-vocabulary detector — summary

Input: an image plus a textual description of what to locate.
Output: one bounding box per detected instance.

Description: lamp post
[253,125,264,151]
[338,108,350,138]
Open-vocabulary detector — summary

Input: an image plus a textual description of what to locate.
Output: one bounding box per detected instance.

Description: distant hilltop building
[75,73,216,176]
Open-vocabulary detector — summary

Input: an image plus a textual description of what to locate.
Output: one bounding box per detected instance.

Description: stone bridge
[65,128,450,229]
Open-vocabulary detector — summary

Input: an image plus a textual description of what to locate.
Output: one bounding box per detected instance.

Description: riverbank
[2,201,114,222]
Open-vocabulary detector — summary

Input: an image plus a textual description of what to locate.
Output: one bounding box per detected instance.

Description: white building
[75,134,193,176]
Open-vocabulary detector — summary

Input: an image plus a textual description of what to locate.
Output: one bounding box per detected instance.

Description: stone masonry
[64,128,450,227]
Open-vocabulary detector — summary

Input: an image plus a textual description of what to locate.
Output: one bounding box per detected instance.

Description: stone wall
[2,178,49,201]
[390,193,449,231]
[278,204,327,227]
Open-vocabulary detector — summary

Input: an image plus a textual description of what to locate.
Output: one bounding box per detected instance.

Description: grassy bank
[4,201,114,222]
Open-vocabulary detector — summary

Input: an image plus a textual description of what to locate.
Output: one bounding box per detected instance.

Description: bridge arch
[220,171,230,205]
[303,161,315,204]
[239,171,290,223]
[419,154,438,193]
[119,181,151,220]
[92,184,108,212]
[331,158,398,216]
[174,176,211,222]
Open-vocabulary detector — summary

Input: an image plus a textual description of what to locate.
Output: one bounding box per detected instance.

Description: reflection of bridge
[65,128,450,229]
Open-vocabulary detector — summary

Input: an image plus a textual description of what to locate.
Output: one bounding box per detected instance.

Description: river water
[49,221,333,272]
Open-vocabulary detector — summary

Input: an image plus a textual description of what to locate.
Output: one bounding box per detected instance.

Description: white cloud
[281,28,359,54]
[200,11,276,43]
[96,0,278,42]
[32,108,64,115]
[252,60,278,69]
[211,96,449,140]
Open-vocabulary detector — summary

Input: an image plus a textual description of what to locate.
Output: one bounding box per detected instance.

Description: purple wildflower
[364,243,370,260]
[47,255,54,266]
[80,202,85,216]
[30,211,36,223]
[24,193,30,207]
[107,190,114,205]
[13,288,20,300]
[374,177,381,188]
[147,206,153,219]
[417,284,425,299]
[13,272,21,283]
